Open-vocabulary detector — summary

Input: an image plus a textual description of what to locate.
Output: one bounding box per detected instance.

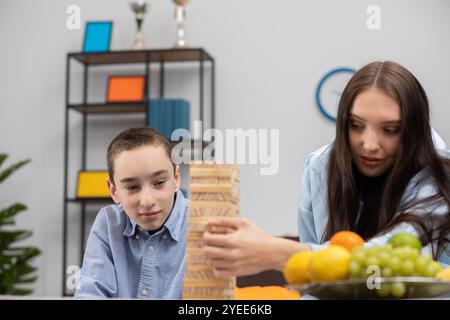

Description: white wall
[0,0,449,296]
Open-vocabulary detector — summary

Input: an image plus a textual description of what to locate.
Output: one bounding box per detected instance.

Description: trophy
[172,0,190,48]
[130,0,148,50]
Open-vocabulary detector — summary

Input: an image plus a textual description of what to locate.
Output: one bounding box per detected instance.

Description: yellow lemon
[308,245,351,282]
[283,251,314,284]
[436,267,450,281]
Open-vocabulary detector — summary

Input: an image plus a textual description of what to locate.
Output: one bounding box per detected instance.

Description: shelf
[69,48,214,66]
[67,197,112,203]
[68,102,147,114]
[63,46,215,296]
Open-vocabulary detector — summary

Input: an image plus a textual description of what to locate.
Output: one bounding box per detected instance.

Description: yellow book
[76,171,110,198]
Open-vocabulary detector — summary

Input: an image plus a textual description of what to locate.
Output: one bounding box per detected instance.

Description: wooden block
[182,288,235,299]
[190,167,237,178]
[186,248,208,264]
[190,193,240,204]
[189,201,239,217]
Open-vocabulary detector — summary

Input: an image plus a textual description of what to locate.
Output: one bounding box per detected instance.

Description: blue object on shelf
[83,21,113,53]
[148,99,190,140]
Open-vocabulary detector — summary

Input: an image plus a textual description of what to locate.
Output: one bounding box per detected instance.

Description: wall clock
[315,67,356,121]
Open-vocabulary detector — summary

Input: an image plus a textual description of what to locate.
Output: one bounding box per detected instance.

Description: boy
[75,127,188,299]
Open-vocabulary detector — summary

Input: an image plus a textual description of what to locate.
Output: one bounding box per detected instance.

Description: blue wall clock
[315,67,356,121]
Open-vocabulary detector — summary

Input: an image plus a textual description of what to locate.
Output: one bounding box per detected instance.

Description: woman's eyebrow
[381,120,401,125]
[349,113,365,121]
[350,113,401,124]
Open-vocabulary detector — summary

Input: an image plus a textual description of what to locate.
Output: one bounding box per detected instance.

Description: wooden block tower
[183,162,240,300]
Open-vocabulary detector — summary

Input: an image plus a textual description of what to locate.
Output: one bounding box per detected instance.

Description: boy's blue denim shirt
[75,190,188,299]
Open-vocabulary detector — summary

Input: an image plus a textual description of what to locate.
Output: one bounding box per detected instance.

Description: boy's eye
[154,180,167,188]
[126,185,139,191]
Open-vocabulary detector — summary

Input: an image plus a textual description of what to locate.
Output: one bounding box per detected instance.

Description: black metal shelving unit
[62,48,215,296]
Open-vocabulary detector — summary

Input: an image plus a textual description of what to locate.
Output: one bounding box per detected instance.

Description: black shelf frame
[62,48,215,296]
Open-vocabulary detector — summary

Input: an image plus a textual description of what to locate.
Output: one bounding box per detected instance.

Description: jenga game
[182,162,240,300]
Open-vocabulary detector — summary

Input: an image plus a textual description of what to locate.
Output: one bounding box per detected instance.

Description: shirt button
[142,289,148,296]
[148,245,154,252]
[135,235,140,240]
[163,234,168,240]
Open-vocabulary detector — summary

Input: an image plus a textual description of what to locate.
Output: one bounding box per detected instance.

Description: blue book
[148,99,190,140]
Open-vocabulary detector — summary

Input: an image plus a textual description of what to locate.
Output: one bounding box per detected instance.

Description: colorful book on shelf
[76,171,110,198]
[83,21,113,53]
[148,99,190,140]
[106,76,145,102]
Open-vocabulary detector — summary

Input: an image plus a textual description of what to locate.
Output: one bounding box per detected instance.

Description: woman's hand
[202,217,310,279]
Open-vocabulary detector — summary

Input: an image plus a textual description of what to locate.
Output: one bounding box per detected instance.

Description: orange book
[107,76,145,102]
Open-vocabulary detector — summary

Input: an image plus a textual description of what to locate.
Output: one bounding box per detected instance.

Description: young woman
[203,61,450,279]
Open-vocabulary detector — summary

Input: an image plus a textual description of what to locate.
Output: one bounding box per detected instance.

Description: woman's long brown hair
[323,61,450,259]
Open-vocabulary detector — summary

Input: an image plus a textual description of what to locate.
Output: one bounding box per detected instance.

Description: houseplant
[0,153,41,295]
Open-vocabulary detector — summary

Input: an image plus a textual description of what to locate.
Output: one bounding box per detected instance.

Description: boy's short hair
[107,127,174,183]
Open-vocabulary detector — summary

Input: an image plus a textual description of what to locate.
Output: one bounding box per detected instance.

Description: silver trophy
[130,0,148,50]
[172,0,190,48]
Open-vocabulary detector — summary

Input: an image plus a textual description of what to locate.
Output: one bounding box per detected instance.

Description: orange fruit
[330,231,365,251]
[308,245,351,282]
[234,286,300,300]
[283,251,314,285]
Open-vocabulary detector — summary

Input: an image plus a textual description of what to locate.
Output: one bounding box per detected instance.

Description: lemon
[283,251,314,284]
[388,232,422,251]
[436,267,450,281]
[308,245,351,282]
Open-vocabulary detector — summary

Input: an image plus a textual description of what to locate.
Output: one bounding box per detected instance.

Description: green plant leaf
[0,154,39,295]
[17,276,38,284]
[9,288,32,296]
[0,230,32,243]
[0,203,27,226]
[18,247,41,261]
[0,154,7,168]
[13,264,36,276]
[0,159,31,184]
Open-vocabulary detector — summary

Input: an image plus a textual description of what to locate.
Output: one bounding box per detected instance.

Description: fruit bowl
[288,277,450,299]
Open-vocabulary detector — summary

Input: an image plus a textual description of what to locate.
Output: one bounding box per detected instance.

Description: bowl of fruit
[284,231,450,299]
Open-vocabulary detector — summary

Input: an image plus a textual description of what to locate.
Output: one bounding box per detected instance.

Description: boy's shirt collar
[122,190,187,242]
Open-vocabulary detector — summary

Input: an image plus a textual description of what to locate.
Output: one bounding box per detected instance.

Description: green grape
[349,261,362,278]
[389,256,402,273]
[352,246,366,255]
[424,261,443,278]
[376,283,391,298]
[377,251,390,267]
[381,267,393,278]
[390,282,406,298]
[400,259,415,276]
[359,267,369,279]
[415,256,432,276]
[384,243,394,252]
[368,245,382,257]
[352,250,367,265]
[394,247,410,260]
[403,247,420,260]
[366,256,380,268]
